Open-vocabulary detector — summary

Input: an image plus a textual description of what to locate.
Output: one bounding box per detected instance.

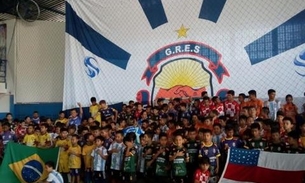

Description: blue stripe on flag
[199,0,227,23]
[138,0,168,29]
[65,2,131,70]
[245,9,305,65]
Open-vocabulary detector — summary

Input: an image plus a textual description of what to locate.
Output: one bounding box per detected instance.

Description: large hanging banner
[64,0,305,110]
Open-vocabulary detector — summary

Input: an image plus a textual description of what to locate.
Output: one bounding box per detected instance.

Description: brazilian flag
[0,142,59,183]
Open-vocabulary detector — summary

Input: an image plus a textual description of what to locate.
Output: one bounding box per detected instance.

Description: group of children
[0,89,305,183]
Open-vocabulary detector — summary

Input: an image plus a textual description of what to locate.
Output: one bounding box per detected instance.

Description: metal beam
[39,5,65,15]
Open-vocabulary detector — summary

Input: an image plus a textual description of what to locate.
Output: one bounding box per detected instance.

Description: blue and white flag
[64,0,305,110]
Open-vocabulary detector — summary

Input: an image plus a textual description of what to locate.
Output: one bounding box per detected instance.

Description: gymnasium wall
[0,19,65,119]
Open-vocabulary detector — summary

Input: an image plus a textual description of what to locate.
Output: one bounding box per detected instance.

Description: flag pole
[219,147,231,182]
[55,147,60,170]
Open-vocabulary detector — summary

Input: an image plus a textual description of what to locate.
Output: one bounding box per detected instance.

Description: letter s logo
[294,50,305,77]
[84,57,100,78]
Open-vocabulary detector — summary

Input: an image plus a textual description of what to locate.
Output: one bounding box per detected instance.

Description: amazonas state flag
[0,142,59,183]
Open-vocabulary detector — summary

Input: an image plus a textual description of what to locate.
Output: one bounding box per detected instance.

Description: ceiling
[0,0,65,22]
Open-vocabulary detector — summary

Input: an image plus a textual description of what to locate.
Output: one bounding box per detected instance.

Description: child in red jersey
[194,156,210,183]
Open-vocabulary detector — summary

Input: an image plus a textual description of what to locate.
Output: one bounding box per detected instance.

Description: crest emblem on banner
[138,40,230,104]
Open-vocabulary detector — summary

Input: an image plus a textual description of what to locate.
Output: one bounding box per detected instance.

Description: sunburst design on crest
[155,59,210,89]
[153,59,212,99]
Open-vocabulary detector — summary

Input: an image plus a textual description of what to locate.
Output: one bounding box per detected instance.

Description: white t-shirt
[47,170,64,183]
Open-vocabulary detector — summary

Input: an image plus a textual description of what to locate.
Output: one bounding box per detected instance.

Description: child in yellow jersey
[55,111,69,126]
[38,123,52,148]
[55,128,71,183]
[82,133,95,183]
[22,124,37,147]
[69,134,82,183]
[90,97,101,124]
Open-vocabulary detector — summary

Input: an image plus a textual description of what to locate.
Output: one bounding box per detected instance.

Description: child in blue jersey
[219,125,241,175]
[123,118,144,145]
[99,100,118,122]
[1,122,17,148]
[198,129,220,183]
[220,126,241,154]
[68,103,83,127]
[91,136,108,183]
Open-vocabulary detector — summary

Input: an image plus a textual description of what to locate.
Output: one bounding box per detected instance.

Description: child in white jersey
[91,136,108,183]
[45,161,64,183]
[108,130,125,183]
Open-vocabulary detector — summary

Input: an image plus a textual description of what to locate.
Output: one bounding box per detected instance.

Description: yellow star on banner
[175,24,189,38]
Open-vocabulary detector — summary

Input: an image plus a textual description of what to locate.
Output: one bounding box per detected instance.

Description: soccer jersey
[119,112,133,121]
[2,131,16,146]
[69,116,81,127]
[123,147,137,173]
[55,118,68,126]
[143,143,155,171]
[265,142,286,153]
[47,170,64,183]
[191,105,200,116]
[199,104,212,117]
[170,146,188,177]
[179,111,191,120]
[82,144,95,169]
[100,107,115,121]
[68,145,82,169]
[194,169,210,183]
[154,145,169,176]
[286,146,305,154]
[212,133,226,148]
[160,125,169,133]
[247,99,264,116]
[38,133,52,147]
[91,146,108,171]
[224,100,240,118]
[134,110,142,120]
[245,138,267,150]
[32,117,40,125]
[137,145,145,173]
[264,100,280,120]
[199,143,220,167]
[104,137,113,150]
[220,137,241,153]
[90,104,101,122]
[151,114,161,122]
[185,140,200,164]
[23,133,37,147]
[109,142,125,170]
[123,126,144,144]
[213,103,225,116]
[56,138,72,173]
[283,103,298,121]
